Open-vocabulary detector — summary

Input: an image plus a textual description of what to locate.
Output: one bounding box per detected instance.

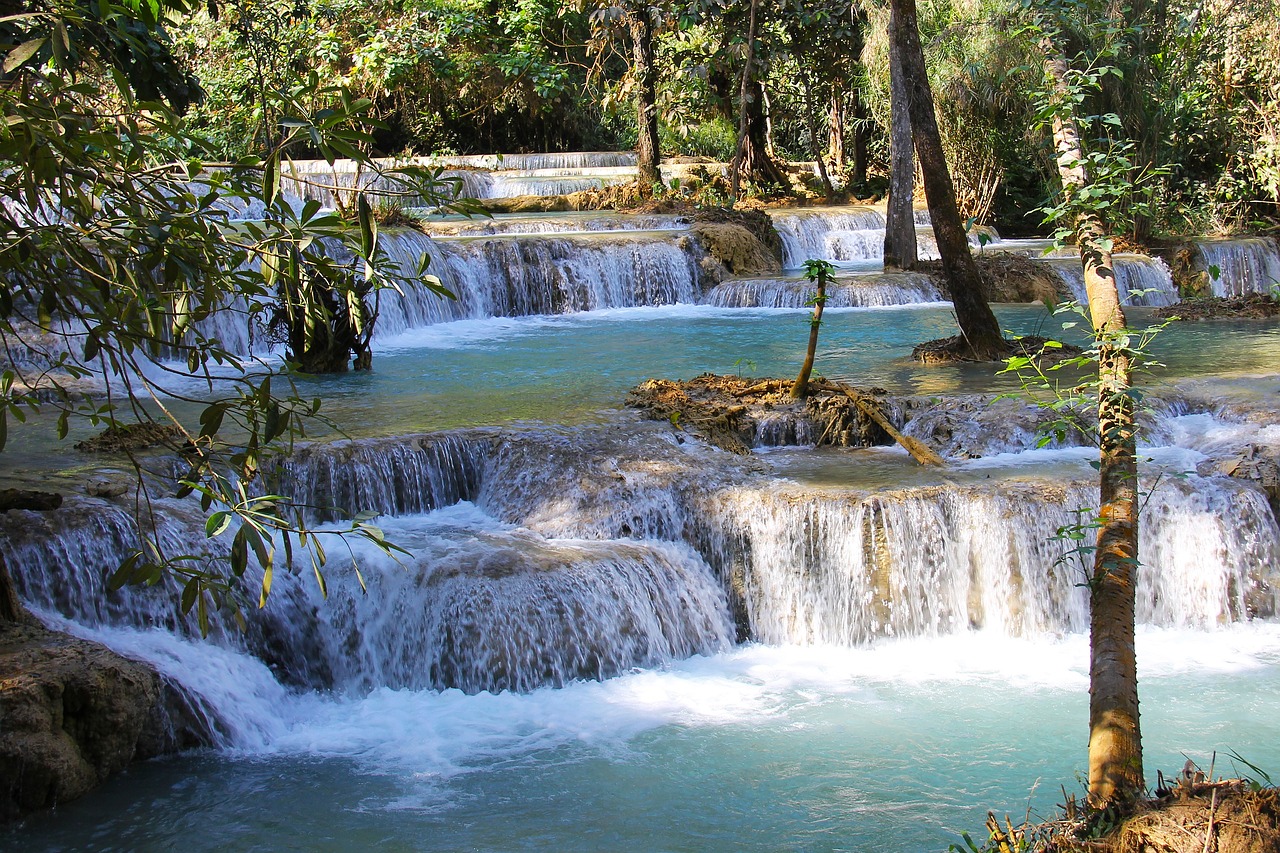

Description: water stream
[5,192,1280,851]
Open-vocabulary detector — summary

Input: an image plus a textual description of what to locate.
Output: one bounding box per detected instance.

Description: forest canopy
[167,0,1280,236]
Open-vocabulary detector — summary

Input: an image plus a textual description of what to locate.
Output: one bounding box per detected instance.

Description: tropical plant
[0,0,458,630]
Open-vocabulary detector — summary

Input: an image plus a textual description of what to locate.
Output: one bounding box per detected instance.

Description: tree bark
[1043,42,1143,812]
[730,0,787,197]
[890,0,1005,359]
[741,78,789,189]
[630,8,662,189]
[884,27,917,271]
[828,88,845,168]
[850,88,869,187]
[0,551,27,624]
[800,73,835,199]
[791,266,829,398]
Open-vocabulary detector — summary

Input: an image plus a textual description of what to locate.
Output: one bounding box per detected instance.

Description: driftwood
[811,381,945,466]
[0,489,62,512]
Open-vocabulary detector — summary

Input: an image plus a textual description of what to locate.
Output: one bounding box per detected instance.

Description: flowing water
[5,187,1280,851]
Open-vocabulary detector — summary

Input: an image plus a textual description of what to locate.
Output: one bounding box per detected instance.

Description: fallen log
[848,394,944,466]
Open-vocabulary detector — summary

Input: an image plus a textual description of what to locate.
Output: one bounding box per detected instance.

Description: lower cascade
[5,402,1279,707]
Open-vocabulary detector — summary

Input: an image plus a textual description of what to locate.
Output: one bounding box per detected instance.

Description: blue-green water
[6,299,1280,852]
[8,628,1280,852]
[283,304,1280,436]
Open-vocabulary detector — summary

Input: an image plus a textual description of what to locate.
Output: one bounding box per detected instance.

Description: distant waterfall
[705,273,944,308]
[768,207,887,268]
[372,230,705,336]
[1196,238,1280,297]
[1048,255,1179,307]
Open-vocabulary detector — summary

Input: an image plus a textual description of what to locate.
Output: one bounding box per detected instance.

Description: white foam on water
[212,624,1280,781]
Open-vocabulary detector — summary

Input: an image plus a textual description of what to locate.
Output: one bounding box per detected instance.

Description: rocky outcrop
[689,222,783,280]
[0,554,193,821]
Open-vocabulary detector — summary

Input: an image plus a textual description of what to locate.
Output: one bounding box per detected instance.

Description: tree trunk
[1043,43,1143,812]
[851,88,869,187]
[800,73,835,199]
[884,29,917,271]
[630,9,662,189]
[0,551,27,625]
[890,0,1005,359]
[791,264,830,398]
[828,88,845,167]
[737,79,789,192]
[730,0,787,197]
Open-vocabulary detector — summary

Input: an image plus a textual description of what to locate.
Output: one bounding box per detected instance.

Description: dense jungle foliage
[168,0,1280,236]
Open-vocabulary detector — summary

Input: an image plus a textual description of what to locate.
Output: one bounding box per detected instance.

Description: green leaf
[205,511,231,538]
[3,38,46,73]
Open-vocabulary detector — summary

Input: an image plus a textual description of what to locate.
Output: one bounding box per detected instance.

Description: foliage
[0,0,459,631]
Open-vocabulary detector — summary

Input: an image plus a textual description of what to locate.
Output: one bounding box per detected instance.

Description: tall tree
[883,32,917,271]
[889,0,1006,360]
[1041,31,1143,813]
[628,3,663,187]
[728,0,788,195]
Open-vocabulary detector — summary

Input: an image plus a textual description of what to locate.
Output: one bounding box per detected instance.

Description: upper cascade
[1195,237,1280,297]
[1047,254,1179,307]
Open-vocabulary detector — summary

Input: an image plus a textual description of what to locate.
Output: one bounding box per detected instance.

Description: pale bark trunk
[791,271,828,398]
[890,0,1004,358]
[1044,42,1143,812]
[884,27,917,271]
[631,10,662,189]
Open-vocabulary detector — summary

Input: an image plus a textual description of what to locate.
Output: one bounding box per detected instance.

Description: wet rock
[690,222,782,278]
[0,620,169,820]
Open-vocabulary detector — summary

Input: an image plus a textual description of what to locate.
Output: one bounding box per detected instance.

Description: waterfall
[371,230,706,336]
[427,152,639,171]
[1048,254,1179,307]
[269,432,492,522]
[705,273,944,308]
[308,513,733,693]
[767,207,887,268]
[694,473,1279,645]
[6,408,1279,705]
[421,212,686,237]
[1196,238,1280,297]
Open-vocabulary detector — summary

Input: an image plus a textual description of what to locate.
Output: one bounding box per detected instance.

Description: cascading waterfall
[694,472,1279,646]
[705,272,944,308]
[1048,254,1179,307]
[419,212,686,237]
[768,207,887,268]
[372,230,707,336]
[1196,238,1280,296]
[310,512,734,693]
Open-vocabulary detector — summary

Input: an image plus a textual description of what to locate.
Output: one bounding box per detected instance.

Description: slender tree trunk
[851,88,869,187]
[800,72,835,199]
[890,0,1005,359]
[884,30,917,271]
[729,0,761,201]
[828,88,845,167]
[1044,42,1143,812]
[791,265,830,398]
[0,551,27,625]
[630,9,662,190]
